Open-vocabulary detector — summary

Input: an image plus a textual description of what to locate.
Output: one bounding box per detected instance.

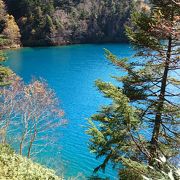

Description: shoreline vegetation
[0,0,136,49]
[0,0,149,49]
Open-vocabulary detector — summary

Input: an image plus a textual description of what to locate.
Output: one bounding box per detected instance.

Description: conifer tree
[87,0,180,179]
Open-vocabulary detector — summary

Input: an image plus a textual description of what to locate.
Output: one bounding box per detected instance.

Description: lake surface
[6,44,134,179]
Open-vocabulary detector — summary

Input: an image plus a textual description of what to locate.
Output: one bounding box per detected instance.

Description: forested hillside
[5,0,133,46]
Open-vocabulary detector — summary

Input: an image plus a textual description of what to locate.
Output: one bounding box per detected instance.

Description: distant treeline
[4,0,133,46]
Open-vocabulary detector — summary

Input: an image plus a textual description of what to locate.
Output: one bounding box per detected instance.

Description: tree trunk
[19,139,24,155]
[19,130,27,155]
[149,37,172,164]
[27,127,37,158]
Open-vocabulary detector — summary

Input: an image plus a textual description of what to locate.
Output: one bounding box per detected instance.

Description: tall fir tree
[87,0,180,179]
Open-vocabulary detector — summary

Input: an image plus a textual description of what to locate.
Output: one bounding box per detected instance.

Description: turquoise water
[6,44,134,179]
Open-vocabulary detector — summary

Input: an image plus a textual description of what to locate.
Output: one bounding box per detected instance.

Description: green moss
[0,144,62,180]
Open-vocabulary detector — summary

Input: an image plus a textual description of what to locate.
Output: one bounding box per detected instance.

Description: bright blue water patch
[5,44,134,179]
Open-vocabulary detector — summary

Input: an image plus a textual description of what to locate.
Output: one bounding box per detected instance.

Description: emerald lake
[6,44,134,179]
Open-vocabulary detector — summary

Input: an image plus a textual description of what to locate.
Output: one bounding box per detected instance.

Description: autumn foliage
[0,0,21,48]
